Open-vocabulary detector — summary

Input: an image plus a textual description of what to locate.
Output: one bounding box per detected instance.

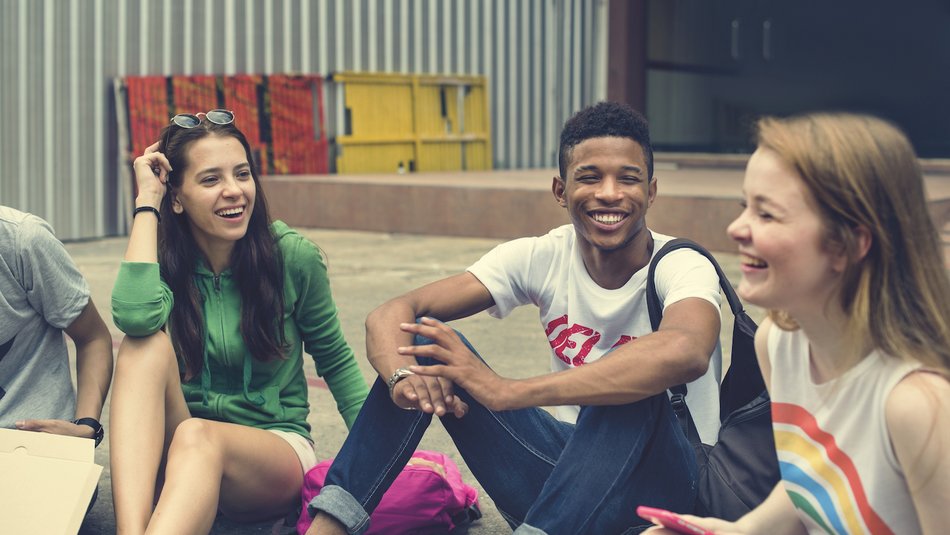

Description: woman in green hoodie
[110,110,368,534]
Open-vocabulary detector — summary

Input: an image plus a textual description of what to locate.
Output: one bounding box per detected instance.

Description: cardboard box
[0,428,103,535]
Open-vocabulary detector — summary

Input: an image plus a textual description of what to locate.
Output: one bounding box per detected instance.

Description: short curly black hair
[558,101,653,181]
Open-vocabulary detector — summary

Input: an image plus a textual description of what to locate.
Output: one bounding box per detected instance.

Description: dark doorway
[610,0,950,157]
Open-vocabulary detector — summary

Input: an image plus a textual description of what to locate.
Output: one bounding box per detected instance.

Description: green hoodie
[111,221,367,439]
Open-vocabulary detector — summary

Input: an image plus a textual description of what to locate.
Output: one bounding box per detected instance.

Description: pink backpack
[297,450,482,535]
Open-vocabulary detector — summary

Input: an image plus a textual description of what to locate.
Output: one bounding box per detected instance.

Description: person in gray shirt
[0,205,113,447]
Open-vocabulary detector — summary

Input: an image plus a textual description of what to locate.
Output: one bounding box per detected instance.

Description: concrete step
[264,163,950,254]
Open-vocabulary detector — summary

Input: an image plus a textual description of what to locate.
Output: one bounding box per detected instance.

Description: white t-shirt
[467,224,723,444]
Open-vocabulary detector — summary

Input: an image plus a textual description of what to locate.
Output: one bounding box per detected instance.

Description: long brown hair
[158,120,287,380]
[757,112,950,374]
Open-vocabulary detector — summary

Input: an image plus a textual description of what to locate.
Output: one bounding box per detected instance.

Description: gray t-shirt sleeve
[17,215,89,328]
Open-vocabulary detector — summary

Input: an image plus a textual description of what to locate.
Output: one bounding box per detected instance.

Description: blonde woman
[650,113,950,534]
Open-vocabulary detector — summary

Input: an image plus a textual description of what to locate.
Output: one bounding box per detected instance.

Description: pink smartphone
[636,506,714,535]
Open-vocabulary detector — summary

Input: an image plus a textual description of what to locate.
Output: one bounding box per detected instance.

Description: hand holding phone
[636,506,715,535]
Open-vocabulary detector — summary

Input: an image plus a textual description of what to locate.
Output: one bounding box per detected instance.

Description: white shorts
[268,429,317,473]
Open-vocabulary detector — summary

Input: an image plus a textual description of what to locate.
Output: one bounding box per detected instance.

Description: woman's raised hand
[132,141,173,209]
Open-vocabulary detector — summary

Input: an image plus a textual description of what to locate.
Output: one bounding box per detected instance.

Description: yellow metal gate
[333,72,492,174]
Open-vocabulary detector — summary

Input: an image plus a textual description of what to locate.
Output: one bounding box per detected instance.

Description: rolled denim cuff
[308,485,371,535]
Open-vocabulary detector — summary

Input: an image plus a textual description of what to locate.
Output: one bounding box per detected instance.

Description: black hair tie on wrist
[133,205,161,223]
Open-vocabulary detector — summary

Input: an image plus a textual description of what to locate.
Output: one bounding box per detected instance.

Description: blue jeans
[309,329,697,535]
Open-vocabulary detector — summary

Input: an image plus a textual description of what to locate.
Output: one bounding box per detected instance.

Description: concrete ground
[67,228,760,535]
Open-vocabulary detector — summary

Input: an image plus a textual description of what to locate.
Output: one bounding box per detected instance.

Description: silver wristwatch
[387,367,415,399]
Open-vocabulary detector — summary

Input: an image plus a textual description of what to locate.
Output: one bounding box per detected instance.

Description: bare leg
[145,419,303,534]
[306,513,348,535]
[111,332,191,535]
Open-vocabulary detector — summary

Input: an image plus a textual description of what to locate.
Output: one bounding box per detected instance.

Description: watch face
[390,368,410,380]
[388,368,415,397]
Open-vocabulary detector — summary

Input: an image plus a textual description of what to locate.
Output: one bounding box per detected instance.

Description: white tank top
[768,326,922,535]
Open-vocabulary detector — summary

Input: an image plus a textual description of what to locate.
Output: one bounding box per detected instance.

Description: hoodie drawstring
[242,353,265,406]
[200,327,212,406]
[197,272,265,407]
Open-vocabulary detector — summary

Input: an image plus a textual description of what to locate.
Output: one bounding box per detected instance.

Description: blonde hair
[756,112,950,374]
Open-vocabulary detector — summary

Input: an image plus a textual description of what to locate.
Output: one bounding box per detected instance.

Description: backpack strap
[646,238,754,443]
[646,239,747,332]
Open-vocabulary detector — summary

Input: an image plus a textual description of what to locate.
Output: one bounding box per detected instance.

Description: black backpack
[646,238,780,521]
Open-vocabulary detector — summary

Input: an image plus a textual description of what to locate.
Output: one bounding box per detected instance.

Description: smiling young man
[307,102,724,535]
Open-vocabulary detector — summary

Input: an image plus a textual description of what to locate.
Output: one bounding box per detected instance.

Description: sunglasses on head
[162,109,235,150]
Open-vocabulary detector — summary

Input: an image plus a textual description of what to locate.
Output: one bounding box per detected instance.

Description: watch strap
[387,367,415,400]
[73,417,104,447]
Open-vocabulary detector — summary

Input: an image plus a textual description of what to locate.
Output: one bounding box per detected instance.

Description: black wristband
[73,417,104,447]
[133,205,161,223]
